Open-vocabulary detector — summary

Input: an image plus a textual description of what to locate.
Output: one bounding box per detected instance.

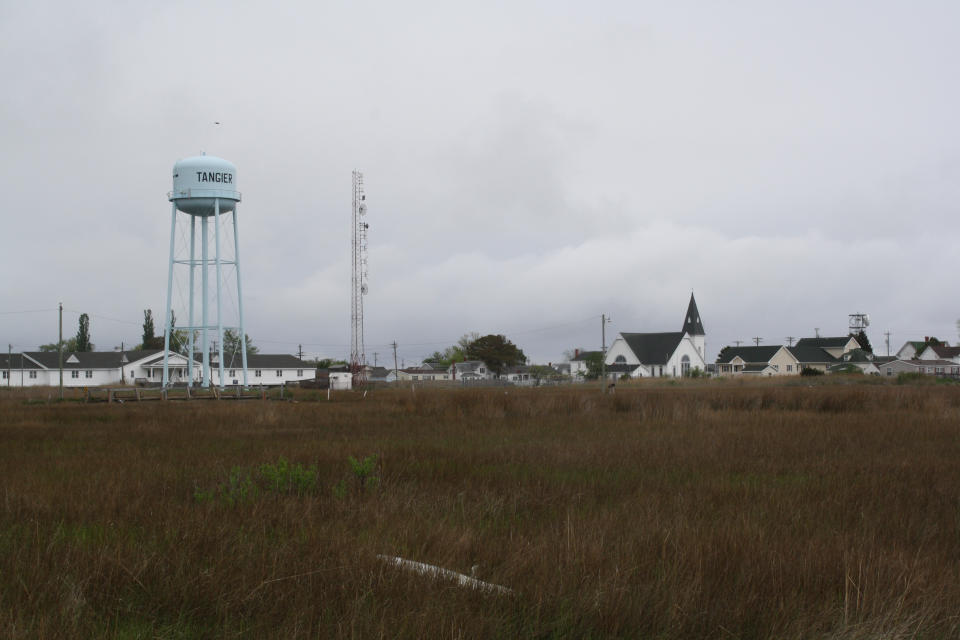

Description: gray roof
[715,345,783,364]
[682,293,705,336]
[894,359,958,368]
[454,360,487,372]
[25,350,162,369]
[742,363,774,373]
[620,332,685,365]
[796,337,857,349]
[925,344,960,359]
[0,353,43,369]
[605,363,640,373]
[787,345,838,364]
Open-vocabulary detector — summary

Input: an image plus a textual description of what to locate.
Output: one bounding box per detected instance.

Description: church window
[681,355,690,377]
[614,355,626,364]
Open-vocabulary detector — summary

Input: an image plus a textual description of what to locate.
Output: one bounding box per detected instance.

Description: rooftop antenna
[350,170,369,386]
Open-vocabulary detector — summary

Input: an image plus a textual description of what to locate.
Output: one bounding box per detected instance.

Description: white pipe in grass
[376,555,512,595]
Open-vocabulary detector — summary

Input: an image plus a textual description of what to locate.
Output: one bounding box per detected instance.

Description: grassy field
[1,379,959,638]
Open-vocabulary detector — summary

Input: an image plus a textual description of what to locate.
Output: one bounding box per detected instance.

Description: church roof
[682,293,705,336]
[621,332,685,365]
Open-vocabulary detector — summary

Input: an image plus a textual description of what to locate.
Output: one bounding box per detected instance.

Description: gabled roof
[716,345,784,364]
[895,358,958,368]
[454,360,488,372]
[795,337,857,349]
[402,367,450,375]
[0,354,43,369]
[25,350,162,369]
[682,293,705,336]
[787,345,838,364]
[620,332,685,365]
[742,364,775,373]
[924,344,960,359]
[605,363,640,373]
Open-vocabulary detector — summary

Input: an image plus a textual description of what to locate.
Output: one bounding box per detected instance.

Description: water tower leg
[187,215,196,388]
[162,204,177,388]
[215,198,225,390]
[201,214,210,387]
[233,207,248,389]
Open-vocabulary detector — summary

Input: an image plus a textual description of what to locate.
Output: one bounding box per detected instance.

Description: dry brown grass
[1,381,959,638]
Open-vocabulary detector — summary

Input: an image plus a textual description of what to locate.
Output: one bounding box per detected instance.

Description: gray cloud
[2,0,958,363]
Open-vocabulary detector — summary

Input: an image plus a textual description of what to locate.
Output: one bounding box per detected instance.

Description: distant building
[0,350,313,387]
[793,336,860,360]
[603,293,707,378]
[716,345,798,376]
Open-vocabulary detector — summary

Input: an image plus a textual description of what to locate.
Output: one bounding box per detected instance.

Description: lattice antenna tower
[350,170,369,384]
[849,312,869,335]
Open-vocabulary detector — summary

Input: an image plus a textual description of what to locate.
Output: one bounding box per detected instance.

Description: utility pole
[297,344,303,360]
[373,352,378,367]
[6,344,10,388]
[786,336,795,346]
[884,331,891,356]
[392,341,398,385]
[814,327,820,338]
[58,302,63,400]
[734,340,743,347]
[753,337,762,346]
[601,314,610,390]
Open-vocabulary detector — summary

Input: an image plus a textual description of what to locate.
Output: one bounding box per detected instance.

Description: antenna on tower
[849,312,869,335]
[350,170,369,386]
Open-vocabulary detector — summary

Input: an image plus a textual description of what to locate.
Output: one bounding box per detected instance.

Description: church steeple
[682,292,705,336]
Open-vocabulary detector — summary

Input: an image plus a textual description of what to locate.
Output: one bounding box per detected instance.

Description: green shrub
[195,457,318,505]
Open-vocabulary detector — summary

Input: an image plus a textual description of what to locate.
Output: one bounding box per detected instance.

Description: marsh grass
[1,381,959,638]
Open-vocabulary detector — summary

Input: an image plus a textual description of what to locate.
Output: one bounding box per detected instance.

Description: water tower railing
[167,189,242,201]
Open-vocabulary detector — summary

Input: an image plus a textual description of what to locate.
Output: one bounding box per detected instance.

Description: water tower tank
[169,154,241,216]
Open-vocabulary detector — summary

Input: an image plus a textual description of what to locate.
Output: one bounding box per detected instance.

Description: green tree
[142,309,164,349]
[464,334,527,375]
[423,344,467,366]
[315,358,347,369]
[581,351,604,380]
[163,310,189,355]
[75,313,92,352]
[528,364,564,382]
[223,328,258,359]
[39,338,77,353]
[851,330,873,354]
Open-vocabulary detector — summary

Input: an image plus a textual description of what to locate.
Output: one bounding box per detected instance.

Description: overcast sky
[1,0,958,364]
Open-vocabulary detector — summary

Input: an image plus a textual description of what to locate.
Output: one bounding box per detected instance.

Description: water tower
[161,153,247,389]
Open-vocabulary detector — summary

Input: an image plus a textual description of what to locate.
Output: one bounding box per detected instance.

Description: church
[603,293,707,378]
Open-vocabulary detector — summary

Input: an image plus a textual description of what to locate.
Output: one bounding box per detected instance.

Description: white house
[604,293,707,378]
[794,336,860,360]
[1,350,166,387]
[0,350,313,388]
[567,350,601,381]
[715,345,800,376]
[879,359,960,378]
[916,344,960,363]
[896,338,951,361]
